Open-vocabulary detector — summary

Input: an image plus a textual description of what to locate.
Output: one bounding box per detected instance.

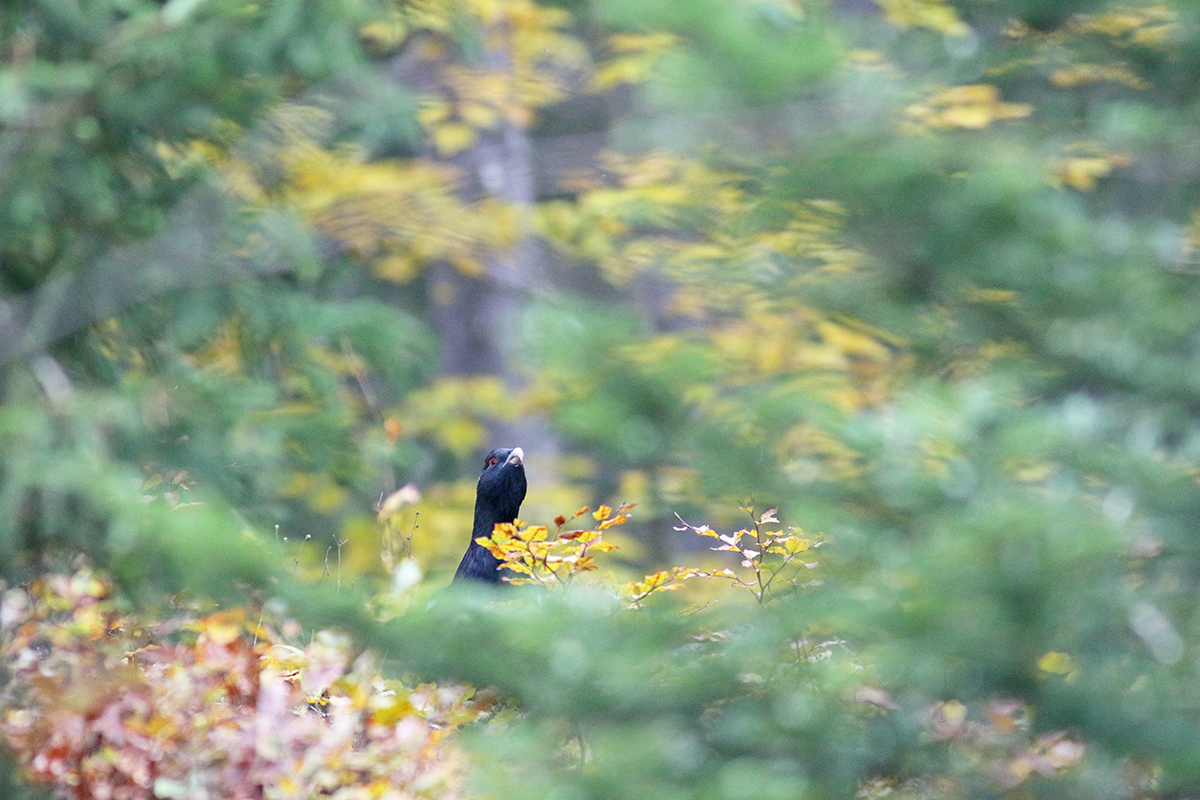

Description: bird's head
[476,446,527,521]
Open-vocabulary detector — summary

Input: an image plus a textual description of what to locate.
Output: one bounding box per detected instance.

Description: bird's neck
[453,499,515,583]
[471,497,517,541]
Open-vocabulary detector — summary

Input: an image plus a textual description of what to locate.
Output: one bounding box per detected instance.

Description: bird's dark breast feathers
[453,541,505,583]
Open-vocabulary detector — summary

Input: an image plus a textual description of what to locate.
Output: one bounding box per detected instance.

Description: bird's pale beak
[506,447,524,466]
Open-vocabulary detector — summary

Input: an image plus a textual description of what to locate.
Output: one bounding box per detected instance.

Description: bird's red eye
[487,456,498,467]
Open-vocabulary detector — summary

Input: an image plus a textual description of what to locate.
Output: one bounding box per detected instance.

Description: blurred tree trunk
[387,26,561,485]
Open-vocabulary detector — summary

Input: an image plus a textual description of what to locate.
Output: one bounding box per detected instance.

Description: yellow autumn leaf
[593,32,680,90]
[638,570,670,589]
[198,609,245,646]
[1132,22,1176,48]
[360,13,408,54]
[940,698,968,726]
[459,100,499,129]
[1075,7,1177,43]
[599,514,628,530]
[1051,155,1132,193]
[1053,158,1113,191]
[609,31,679,54]
[962,287,1018,304]
[816,319,893,362]
[783,536,811,555]
[374,253,420,282]
[1037,651,1077,675]
[905,84,1032,130]
[1050,62,1149,90]
[876,0,970,37]
[1048,148,1133,191]
[622,569,685,604]
[431,122,478,156]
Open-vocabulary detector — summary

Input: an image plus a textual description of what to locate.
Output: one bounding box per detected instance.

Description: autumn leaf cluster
[477,503,629,588]
[1,571,481,800]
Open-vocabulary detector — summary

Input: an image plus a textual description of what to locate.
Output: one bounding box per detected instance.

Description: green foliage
[0,0,373,291]
[595,0,839,107]
[7,0,1200,799]
[0,0,442,591]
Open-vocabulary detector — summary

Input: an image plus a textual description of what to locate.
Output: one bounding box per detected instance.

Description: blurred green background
[4,0,1200,797]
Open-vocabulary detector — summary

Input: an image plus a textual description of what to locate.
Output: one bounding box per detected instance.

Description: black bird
[453,447,527,583]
